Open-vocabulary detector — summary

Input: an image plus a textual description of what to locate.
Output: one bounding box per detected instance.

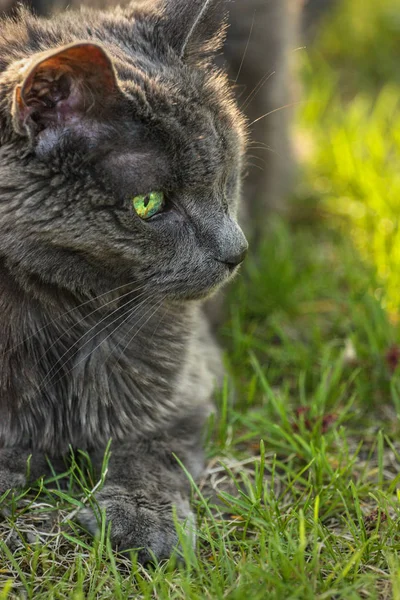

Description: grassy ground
[2,0,400,598]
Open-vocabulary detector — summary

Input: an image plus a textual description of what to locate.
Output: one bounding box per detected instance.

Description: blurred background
[223,0,400,420]
[298,0,400,315]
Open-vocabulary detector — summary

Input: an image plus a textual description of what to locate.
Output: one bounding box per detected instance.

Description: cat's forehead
[117,62,234,136]
[92,110,230,196]
[87,60,242,191]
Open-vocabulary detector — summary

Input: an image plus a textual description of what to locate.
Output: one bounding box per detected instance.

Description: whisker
[234,10,256,84]
[40,292,150,390]
[33,283,149,371]
[149,304,169,344]
[247,154,267,164]
[240,70,276,113]
[247,163,265,172]
[1,277,150,358]
[292,46,307,54]
[247,148,277,156]
[249,102,301,127]
[247,141,274,151]
[111,296,166,371]
[49,294,162,390]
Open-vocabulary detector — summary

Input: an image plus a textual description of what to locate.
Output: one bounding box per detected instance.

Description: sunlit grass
[298,0,400,314]
[315,0,400,90]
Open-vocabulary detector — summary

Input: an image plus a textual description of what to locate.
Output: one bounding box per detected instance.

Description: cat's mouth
[163,260,243,302]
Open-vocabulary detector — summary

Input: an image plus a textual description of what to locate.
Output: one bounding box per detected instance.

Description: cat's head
[0,0,248,302]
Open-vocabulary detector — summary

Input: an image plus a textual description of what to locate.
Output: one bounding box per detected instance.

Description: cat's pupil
[143,195,150,208]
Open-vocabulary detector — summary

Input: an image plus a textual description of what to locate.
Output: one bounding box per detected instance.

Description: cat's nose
[211,217,248,268]
[223,246,248,267]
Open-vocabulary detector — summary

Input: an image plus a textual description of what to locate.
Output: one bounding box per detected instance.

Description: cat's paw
[79,486,195,563]
[0,470,25,498]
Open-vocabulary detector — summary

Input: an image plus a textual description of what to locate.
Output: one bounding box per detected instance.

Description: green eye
[132,191,165,220]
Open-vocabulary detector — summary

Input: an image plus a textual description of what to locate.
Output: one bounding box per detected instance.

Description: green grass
[298,0,400,313]
[2,0,400,597]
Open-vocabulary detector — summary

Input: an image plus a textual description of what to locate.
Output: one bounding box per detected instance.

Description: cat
[0,0,250,562]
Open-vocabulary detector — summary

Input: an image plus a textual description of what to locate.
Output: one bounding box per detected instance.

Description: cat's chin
[166,266,240,302]
[169,289,220,302]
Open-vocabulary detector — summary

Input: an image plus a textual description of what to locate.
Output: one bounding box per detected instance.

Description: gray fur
[1,0,301,230]
[0,0,247,560]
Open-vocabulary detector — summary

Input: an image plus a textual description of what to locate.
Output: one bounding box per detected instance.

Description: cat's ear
[12,42,119,139]
[160,0,229,60]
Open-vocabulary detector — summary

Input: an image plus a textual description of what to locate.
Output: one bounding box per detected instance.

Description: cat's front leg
[0,449,50,496]
[79,424,205,563]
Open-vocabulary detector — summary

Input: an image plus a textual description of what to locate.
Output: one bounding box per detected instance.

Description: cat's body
[0,0,305,561]
[0,0,250,560]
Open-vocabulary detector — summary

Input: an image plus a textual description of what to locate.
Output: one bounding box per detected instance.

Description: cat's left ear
[160,0,229,60]
[12,42,120,139]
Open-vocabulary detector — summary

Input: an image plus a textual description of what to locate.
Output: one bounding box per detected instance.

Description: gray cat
[0,0,251,562]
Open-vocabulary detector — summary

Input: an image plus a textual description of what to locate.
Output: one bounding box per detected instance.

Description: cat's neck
[0,258,201,452]
[0,257,195,384]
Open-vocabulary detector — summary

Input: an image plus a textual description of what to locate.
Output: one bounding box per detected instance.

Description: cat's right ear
[159,0,229,60]
[12,42,120,141]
